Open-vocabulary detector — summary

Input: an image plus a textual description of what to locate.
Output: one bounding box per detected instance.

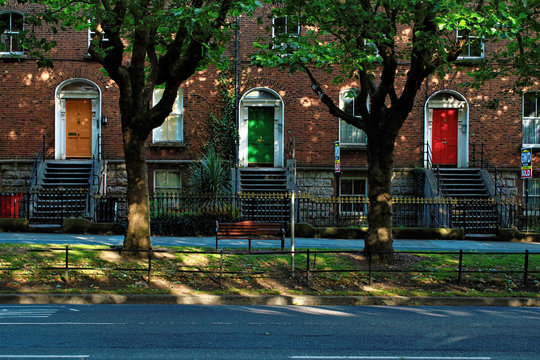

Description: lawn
[0,244,538,298]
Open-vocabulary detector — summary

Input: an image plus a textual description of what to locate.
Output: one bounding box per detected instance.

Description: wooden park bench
[216,221,286,252]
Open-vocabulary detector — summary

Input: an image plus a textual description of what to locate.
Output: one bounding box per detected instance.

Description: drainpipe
[234,15,240,194]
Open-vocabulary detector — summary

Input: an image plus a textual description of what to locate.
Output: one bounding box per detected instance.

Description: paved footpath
[0,232,539,252]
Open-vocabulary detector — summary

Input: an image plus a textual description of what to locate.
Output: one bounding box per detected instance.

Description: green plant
[188,145,232,197]
[205,72,238,161]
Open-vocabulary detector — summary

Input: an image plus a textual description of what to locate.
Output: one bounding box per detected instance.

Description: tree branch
[303,65,366,131]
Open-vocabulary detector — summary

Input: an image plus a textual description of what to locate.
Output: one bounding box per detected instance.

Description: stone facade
[0,162,33,190]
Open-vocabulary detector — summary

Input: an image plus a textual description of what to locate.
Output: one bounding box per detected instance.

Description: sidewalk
[0,232,539,252]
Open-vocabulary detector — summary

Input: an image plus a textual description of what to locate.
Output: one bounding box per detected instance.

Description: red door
[432,108,458,165]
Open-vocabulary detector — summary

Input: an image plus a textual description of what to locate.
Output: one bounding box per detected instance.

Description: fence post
[457,250,463,285]
[147,249,152,284]
[368,251,372,285]
[306,249,310,288]
[64,245,70,284]
[219,250,224,287]
[290,190,295,278]
[524,250,529,286]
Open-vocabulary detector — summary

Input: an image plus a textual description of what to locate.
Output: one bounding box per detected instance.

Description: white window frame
[272,16,300,38]
[272,16,300,52]
[0,11,24,55]
[456,30,484,60]
[523,91,540,148]
[152,88,184,143]
[154,170,182,195]
[339,177,368,215]
[88,24,110,49]
[339,89,368,146]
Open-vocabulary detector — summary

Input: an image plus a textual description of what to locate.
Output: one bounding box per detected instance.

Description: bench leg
[281,238,284,252]
[216,236,218,251]
[248,238,252,253]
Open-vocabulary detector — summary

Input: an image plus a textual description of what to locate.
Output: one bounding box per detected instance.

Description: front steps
[29,161,92,225]
[239,168,289,222]
[434,168,498,235]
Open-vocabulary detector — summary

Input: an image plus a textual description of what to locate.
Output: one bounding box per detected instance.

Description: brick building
[0,3,538,224]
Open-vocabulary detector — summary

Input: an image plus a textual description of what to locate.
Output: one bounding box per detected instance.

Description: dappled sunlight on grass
[0,244,538,297]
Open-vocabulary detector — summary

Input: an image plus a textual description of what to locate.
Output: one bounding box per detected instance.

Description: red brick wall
[0,3,536,188]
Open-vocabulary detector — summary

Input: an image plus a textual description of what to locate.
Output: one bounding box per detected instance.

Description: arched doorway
[238,88,284,168]
[424,90,469,168]
[55,79,101,159]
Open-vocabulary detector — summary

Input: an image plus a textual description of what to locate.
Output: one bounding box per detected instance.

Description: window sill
[455,57,484,65]
[340,144,367,150]
[0,53,26,60]
[523,144,540,152]
[149,142,186,149]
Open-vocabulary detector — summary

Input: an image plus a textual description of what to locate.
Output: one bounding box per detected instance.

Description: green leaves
[253,0,537,90]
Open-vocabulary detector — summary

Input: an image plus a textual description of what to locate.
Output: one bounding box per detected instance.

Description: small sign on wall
[521,147,533,179]
[335,141,340,173]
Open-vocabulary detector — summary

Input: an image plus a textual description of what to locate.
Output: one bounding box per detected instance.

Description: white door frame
[55,78,101,160]
[238,87,284,168]
[424,90,469,168]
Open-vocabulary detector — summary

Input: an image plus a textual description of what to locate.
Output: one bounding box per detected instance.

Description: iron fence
[0,191,539,232]
[0,246,538,288]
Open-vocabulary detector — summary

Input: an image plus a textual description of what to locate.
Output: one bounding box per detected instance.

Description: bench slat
[216,221,285,252]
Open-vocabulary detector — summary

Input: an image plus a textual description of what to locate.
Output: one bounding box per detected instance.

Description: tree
[19,0,258,251]
[253,0,538,261]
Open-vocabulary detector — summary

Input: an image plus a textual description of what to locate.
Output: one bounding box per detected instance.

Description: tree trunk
[365,135,395,263]
[122,128,152,251]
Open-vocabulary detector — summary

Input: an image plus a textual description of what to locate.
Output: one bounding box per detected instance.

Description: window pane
[469,38,482,57]
[167,172,181,187]
[156,171,167,186]
[0,33,9,50]
[0,13,9,33]
[343,95,354,115]
[287,21,299,35]
[12,13,23,31]
[155,171,181,195]
[274,17,286,35]
[153,89,183,142]
[11,33,21,52]
[340,120,366,144]
[340,120,353,143]
[353,179,366,196]
[341,179,353,195]
[524,93,537,118]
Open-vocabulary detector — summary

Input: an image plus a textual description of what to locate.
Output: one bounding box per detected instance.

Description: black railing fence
[0,246,538,288]
[0,191,539,232]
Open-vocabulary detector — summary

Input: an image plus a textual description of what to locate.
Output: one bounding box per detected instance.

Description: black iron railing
[1,191,539,232]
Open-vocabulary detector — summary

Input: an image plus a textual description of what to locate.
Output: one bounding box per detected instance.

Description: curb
[0,294,538,306]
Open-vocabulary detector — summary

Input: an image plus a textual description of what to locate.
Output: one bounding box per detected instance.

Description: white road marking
[289,357,491,360]
[0,306,62,319]
[0,356,89,359]
[0,322,124,325]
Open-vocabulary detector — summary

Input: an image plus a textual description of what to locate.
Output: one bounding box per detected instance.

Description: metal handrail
[28,134,46,191]
[471,143,501,197]
[88,134,102,217]
[424,142,444,197]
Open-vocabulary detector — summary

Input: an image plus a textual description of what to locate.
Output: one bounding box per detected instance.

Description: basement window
[339,177,367,215]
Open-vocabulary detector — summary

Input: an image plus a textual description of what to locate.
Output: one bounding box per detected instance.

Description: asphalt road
[0,305,538,359]
[0,232,539,252]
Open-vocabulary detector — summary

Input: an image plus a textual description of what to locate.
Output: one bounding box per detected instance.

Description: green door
[248,107,274,165]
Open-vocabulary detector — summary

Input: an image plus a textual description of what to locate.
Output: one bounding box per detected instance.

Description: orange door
[432,108,458,165]
[66,99,92,158]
